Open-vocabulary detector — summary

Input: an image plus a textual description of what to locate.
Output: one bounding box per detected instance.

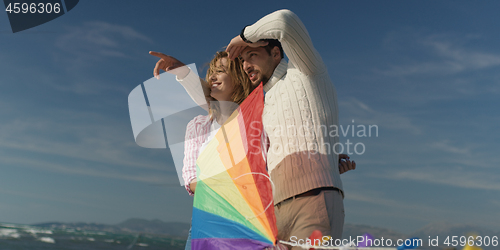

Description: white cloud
[361,31,500,107]
[423,36,500,70]
[339,97,421,135]
[380,167,500,191]
[379,33,500,77]
[1,22,154,96]
[0,106,182,185]
[0,187,111,210]
[490,199,500,208]
[56,21,153,61]
[347,192,436,213]
[1,156,175,185]
[344,190,466,224]
[430,140,472,156]
[38,21,155,95]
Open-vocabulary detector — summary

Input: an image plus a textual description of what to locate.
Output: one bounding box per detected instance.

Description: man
[226,9,351,248]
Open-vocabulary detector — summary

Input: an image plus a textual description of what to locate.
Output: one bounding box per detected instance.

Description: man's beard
[259,75,269,86]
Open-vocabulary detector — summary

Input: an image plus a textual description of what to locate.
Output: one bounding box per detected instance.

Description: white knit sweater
[243,9,343,203]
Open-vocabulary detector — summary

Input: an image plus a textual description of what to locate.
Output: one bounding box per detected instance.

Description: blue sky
[1,1,499,234]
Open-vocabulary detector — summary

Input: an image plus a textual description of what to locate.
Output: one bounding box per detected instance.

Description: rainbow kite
[191,83,277,249]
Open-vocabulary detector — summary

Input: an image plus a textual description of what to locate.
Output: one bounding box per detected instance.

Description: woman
[150,50,254,194]
[150,50,259,249]
[183,51,256,195]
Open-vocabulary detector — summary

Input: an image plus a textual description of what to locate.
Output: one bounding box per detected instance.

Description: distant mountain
[33,219,190,238]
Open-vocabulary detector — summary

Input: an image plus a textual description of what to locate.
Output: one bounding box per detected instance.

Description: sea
[0,222,186,250]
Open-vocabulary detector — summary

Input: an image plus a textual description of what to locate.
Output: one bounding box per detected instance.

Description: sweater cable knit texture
[244,9,343,204]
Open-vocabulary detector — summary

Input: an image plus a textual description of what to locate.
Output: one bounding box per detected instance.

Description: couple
[152,9,355,249]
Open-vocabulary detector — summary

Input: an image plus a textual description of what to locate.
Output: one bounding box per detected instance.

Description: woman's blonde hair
[205,51,254,120]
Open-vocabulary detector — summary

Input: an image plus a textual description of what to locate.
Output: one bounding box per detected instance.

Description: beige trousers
[275,189,344,250]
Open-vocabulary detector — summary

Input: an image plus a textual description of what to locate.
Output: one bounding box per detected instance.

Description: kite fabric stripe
[192,208,271,243]
[191,83,277,249]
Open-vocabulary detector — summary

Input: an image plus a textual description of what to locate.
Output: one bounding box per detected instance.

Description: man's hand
[339,154,356,174]
[226,35,269,60]
[149,51,187,79]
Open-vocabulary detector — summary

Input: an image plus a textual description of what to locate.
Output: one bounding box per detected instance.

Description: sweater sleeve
[176,67,209,112]
[243,9,326,76]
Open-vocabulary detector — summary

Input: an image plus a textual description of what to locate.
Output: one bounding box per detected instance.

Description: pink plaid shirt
[182,115,211,196]
[182,115,268,196]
